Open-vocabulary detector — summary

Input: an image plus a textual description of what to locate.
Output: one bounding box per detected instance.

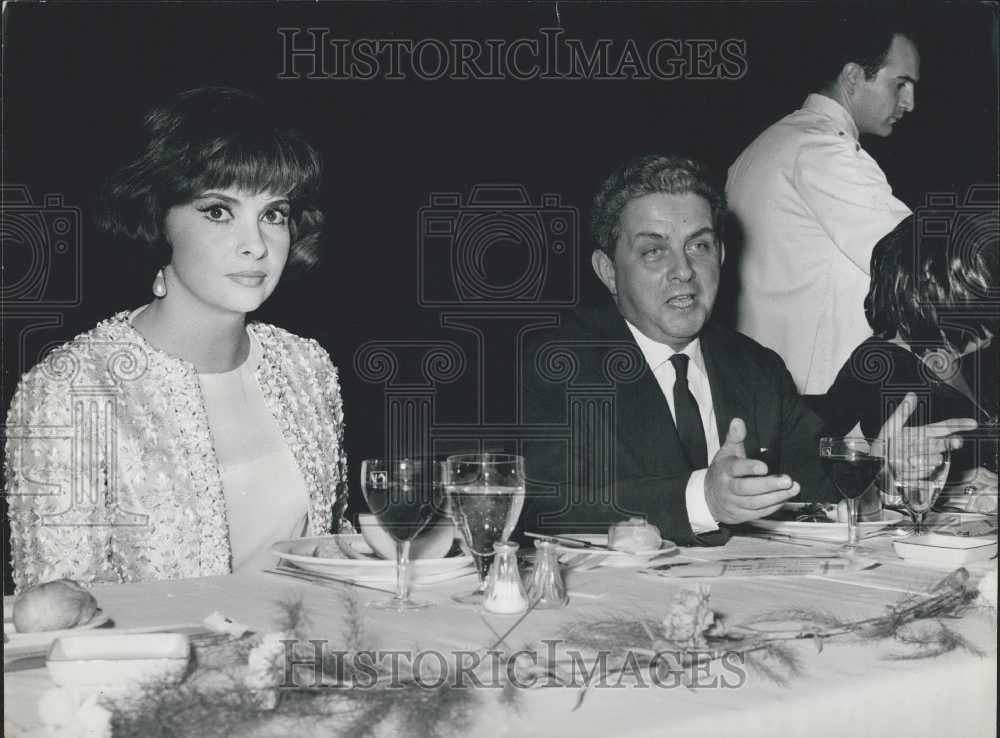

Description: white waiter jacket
[726,93,911,394]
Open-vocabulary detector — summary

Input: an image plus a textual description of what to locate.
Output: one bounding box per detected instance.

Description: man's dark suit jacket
[519,303,836,546]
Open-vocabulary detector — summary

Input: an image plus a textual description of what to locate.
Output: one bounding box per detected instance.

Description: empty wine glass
[361,458,446,611]
[444,453,525,605]
[888,439,951,535]
[819,437,884,549]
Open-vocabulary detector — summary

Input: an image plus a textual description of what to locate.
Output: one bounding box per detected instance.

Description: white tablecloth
[4,535,997,738]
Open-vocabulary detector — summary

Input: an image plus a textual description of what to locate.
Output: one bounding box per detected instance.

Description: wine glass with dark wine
[444,453,525,605]
[818,437,884,549]
[361,458,446,611]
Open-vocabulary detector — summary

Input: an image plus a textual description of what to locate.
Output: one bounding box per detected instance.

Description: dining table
[4,526,997,738]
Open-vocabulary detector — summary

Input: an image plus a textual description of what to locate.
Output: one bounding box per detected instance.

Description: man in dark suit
[520,155,970,545]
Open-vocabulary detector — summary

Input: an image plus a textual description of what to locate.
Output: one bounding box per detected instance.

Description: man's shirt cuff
[685,469,719,533]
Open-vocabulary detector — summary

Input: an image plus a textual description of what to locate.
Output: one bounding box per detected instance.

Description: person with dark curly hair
[812,215,998,493]
[5,88,349,591]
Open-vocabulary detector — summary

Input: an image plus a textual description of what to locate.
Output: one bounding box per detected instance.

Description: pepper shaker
[526,540,568,609]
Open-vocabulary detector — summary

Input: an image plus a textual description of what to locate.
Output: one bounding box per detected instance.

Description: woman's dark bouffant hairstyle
[865,215,999,354]
[96,87,324,273]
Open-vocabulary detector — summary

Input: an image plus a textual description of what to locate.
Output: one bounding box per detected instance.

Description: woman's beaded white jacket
[5,311,348,592]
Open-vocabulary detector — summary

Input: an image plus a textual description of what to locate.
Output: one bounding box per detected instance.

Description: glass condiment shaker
[483,541,529,614]
[526,540,568,609]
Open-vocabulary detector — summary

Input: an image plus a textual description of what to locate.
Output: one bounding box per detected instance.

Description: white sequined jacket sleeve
[5,312,349,592]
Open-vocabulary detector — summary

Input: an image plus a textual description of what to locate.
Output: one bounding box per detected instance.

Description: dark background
[3,1,997,592]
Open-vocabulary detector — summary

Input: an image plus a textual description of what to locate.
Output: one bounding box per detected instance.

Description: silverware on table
[740,524,911,546]
[736,533,816,547]
[263,567,397,595]
[561,553,611,571]
[738,531,839,547]
[525,532,613,551]
[264,565,475,594]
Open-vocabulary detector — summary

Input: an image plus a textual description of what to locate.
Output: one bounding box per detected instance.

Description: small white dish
[552,534,678,568]
[892,534,998,565]
[47,633,190,688]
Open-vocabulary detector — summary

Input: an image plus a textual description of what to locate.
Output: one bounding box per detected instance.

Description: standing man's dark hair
[816,16,920,139]
[817,14,918,89]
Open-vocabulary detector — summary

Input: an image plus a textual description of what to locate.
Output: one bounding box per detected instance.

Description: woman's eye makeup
[191,195,289,226]
[195,202,233,222]
[261,205,290,225]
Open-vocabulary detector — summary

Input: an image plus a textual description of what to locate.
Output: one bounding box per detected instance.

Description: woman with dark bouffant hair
[5,88,349,591]
[814,214,998,491]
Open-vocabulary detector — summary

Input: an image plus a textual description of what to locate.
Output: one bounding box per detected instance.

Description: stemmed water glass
[360,458,446,611]
[888,439,951,535]
[444,453,525,605]
[818,437,884,549]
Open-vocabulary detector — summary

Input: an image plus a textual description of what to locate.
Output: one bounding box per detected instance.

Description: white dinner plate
[271,534,474,583]
[745,503,905,540]
[553,534,678,568]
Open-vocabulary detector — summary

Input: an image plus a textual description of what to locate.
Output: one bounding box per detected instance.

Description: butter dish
[47,633,191,688]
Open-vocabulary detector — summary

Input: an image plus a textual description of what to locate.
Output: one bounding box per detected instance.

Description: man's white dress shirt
[726,93,911,394]
[626,322,720,533]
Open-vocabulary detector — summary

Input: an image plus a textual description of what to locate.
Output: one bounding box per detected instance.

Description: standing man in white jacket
[726,20,918,395]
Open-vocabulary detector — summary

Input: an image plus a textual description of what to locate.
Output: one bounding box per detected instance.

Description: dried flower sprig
[560,566,987,707]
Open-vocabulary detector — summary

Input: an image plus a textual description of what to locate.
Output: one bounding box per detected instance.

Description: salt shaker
[526,540,568,609]
[483,541,529,614]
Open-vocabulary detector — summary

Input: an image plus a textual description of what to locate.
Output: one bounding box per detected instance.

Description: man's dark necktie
[669,354,708,469]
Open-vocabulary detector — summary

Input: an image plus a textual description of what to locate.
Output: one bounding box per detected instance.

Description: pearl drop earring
[152,268,167,298]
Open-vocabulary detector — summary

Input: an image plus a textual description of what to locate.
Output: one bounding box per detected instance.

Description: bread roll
[288,539,321,557]
[313,539,345,559]
[608,518,662,553]
[12,579,99,633]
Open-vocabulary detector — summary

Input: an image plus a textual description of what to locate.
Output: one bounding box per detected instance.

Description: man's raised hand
[705,418,799,525]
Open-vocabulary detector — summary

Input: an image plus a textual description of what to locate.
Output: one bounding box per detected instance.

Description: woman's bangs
[190,132,319,201]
